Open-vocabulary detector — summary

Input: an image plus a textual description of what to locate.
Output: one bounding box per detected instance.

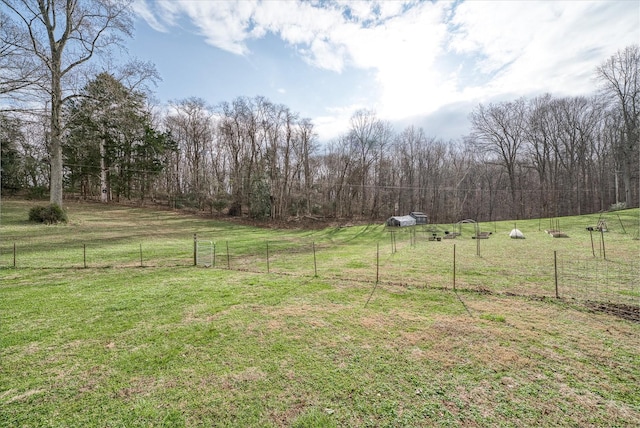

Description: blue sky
[128,0,639,143]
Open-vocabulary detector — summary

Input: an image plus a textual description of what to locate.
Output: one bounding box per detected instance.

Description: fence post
[140,243,143,267]
[13,243,16,268]
[390,231,394,254]
[366,245,380,308]
[266,241,270,273]
[193,233,197,266]
[554,250,559,298]
[617,213,627,234]
[84,244,87,269]
[313,242,318,277]
[600,228,606,260]
[226,241,230,270]
[376,242,379,283]
[453,244,456,291]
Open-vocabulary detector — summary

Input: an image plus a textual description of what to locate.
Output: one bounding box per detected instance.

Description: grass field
[1,199,639,426]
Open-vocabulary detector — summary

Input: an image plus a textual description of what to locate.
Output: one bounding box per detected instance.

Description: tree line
[1,1,637,223]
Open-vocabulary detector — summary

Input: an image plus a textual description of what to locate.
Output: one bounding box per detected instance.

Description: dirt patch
[583,301,640,323]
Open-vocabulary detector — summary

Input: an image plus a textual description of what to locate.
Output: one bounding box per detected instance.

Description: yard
[1,199,638,426]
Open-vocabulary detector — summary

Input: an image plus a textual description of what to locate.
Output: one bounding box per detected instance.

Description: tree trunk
[100,138,108,202]
[49,59,63,207]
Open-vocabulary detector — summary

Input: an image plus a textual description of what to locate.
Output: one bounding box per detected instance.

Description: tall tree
[165,97,214,207]
[596,45,639,207]
[295,117,317,215]
[347,109,389,216]
[469,98,527,218]
[1,0,134,206]
[65,72,171,202]
[0,114,25,193]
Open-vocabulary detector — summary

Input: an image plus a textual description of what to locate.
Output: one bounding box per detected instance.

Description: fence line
[557,257,639,306]
[2,234,638,315]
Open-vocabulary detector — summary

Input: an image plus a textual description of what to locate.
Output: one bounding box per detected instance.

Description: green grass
[2,200,638,298]
[1,199,639,426]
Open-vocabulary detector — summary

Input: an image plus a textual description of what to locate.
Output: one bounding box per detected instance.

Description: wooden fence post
[193,233,197,266]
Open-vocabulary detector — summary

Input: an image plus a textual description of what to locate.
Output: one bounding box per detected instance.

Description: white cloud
[448,1,640,99]
[314,102,370,142]
[134,0,639,141]
[132,0,168,32]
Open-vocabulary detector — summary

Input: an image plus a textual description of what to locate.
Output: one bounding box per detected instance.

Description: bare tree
[469,98,527,218]
[0,11,43,99]
[295,118,317,215]
[347,109,391,217]
[1,0,134,207]
[165,97,214,208]
[596,45,639,207]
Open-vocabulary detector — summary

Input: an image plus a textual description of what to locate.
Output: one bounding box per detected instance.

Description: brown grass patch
[2,389,45,404]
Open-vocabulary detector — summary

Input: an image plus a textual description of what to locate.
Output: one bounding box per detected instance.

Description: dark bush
[28,204,68,224]
[26,186,48,200]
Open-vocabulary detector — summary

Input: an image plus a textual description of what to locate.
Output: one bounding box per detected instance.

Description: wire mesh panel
[558,257,640,307]
[196,240,214,267]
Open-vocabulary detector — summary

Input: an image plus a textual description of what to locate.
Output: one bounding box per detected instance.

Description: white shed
[386,215,417,227]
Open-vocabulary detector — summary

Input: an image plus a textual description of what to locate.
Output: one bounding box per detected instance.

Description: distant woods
[2,42,638,222]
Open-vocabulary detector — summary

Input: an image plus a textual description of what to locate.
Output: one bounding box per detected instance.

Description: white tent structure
[386,215,416,227]
[509,228,525,239]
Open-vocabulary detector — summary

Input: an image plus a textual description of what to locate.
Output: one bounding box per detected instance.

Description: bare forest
[1,0,637,223]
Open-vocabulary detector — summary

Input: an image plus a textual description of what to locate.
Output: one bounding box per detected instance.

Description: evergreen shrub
[28,204,68,224]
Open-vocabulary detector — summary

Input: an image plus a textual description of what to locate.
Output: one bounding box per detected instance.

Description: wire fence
[556,257,639,320]
[2,229,638,320]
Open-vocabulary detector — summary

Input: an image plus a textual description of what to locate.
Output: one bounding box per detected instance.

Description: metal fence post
[554,250,559,299]
[313,242,318,277]
[453,244,456,292]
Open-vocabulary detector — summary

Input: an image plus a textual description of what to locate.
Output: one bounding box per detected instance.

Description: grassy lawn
[1,199,639,426]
